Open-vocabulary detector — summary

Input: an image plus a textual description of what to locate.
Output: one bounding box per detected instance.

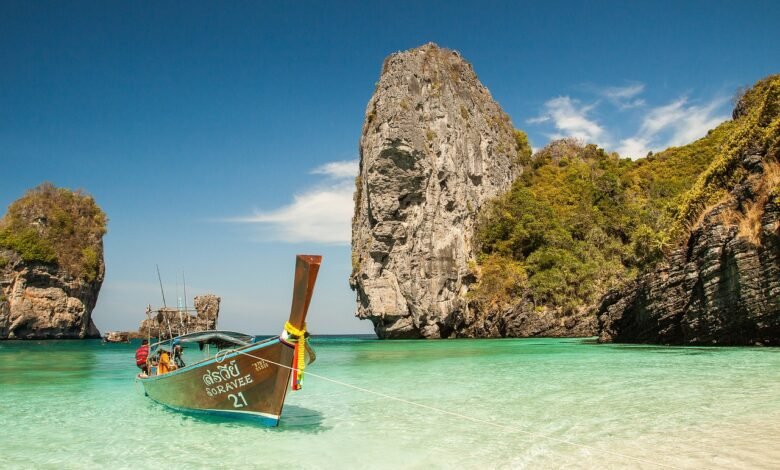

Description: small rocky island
[0,183,107,339]
[351,43,780,344]
[137,294,220,339]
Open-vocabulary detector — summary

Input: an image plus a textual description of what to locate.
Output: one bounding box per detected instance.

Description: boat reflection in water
[136,255,321,426]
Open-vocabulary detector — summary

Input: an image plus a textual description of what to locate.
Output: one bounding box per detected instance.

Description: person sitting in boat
[158,347,174,375]
[172,344,185,368]
[135,339,150,375]
[149,354,159,375]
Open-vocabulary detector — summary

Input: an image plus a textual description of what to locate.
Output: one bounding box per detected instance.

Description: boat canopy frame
[149,330,256,350]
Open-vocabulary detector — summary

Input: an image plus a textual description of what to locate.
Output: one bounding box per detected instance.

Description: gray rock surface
[350,43,521,338]
[0,253,103,340]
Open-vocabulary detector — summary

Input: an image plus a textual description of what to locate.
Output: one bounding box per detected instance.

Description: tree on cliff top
[0,183,107,282]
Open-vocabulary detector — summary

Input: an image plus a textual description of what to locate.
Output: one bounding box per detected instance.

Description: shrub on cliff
[669,74,780,241]
[513,130,533,166]
[476,141,631,312]
[0,183,107,282]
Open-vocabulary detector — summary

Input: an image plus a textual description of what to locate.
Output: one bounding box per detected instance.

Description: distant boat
[103,331,130,343]
[136,254,321,426]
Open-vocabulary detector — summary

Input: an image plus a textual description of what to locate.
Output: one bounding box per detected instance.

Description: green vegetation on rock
[0,228,56,264]
[473,114,736,313]
[0,183,107,281]
[473,75,780,316]
[513,130,532,166]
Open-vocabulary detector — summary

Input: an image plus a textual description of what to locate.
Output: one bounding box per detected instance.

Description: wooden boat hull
[138,338,294,426]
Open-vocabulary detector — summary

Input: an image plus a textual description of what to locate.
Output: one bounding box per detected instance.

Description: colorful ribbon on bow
[284,321,307,390]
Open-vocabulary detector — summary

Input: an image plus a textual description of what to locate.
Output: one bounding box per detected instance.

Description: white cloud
[664,99,728,147]
[603,83,644,100]
[528,84,729,160]
[228,159,358,244]
[529,96,606,143]
[527,115,551,124]
[617,96,729,158]
[601,83,646,110]
[615,137,652,159]
[310,160,359,179]
[639,98,689,136]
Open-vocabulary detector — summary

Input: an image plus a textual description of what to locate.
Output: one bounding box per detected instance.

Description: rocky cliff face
[598,76,780,345]
[138,294,220,339]
[0,184,106,340]
[0,255,103,339]
[466,302,597,338]
[598,197,779,345]
[350,43,521,338]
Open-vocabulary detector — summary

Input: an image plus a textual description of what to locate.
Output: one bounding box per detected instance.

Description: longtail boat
[136,254,321,426]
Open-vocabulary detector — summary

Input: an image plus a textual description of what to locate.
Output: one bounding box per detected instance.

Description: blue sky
[1,1,778,334]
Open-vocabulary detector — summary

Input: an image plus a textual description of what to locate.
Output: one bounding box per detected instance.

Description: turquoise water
[1,337,779,469]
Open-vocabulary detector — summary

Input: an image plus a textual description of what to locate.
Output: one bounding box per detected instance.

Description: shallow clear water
[1,337,779,469]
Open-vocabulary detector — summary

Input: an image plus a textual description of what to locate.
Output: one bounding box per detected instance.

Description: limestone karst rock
[598,75,780,345]
[350,43,521,338]
[0,261,103,339]
[0,184,106,340]
[138,294,221,339]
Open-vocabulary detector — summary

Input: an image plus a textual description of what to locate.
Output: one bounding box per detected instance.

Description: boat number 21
[228,392,249,408]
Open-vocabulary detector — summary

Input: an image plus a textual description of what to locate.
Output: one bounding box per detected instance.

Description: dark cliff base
[458,303,597,338]
[599,172,780,346]
[368,302,597,339]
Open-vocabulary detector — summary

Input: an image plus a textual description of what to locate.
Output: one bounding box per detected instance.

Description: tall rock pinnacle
[350,43,521,338]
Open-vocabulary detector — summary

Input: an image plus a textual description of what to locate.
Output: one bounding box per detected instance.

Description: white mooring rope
[236,349,682,470]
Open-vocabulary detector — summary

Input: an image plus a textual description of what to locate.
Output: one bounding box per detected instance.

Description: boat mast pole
[176,272,184,336]
[145,305,152,374]
[156,265,167,308]
[165,311,173,342]
[182,271,189,334]
[156,265,173,342]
